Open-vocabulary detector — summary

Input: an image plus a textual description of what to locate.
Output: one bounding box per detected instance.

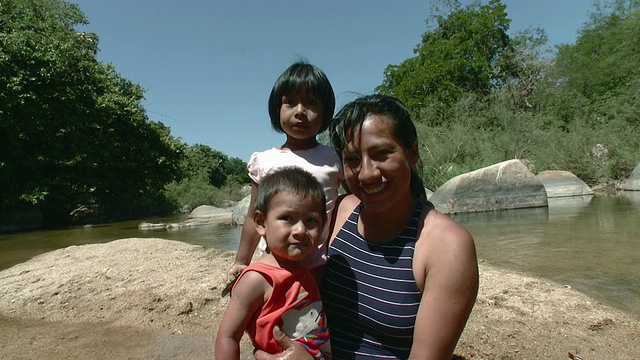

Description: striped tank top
[322,201,426,359]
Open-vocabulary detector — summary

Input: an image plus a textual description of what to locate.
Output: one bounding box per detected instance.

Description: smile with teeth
[361,183,385,194]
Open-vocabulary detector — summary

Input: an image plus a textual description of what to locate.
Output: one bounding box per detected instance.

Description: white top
[247,144,343,268]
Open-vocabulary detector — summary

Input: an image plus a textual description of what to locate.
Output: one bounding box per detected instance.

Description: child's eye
[282,96,297,106]
[305,217,321,228]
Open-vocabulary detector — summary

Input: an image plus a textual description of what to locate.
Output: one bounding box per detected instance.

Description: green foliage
[0,0,183,225]
[178,143,248,188]
[377,0,513,114]
[555,0,640,115]
[377,0,639,190]
[164,175,220,213]
[163,143,249,212]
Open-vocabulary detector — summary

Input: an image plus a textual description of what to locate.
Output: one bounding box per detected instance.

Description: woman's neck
[358,197,417,244]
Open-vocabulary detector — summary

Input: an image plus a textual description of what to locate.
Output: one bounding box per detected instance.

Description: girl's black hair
[268,61,335,134]
[330,94,427,200]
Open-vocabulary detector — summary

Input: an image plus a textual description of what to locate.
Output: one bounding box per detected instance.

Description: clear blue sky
[72,0,595,162]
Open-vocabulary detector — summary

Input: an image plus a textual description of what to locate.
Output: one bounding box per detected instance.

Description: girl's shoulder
[248,145,341,184]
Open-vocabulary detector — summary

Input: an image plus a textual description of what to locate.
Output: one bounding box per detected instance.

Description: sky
[72,0,596,162]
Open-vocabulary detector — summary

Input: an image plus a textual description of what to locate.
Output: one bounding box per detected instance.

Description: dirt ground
[0,238,638,359]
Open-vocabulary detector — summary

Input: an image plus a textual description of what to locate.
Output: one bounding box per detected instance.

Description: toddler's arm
[215,270,269,359]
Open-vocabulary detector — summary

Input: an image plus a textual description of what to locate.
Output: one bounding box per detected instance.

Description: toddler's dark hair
[254,167,327,224]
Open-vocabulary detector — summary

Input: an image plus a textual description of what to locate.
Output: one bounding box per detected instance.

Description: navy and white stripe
[322,201,426,359]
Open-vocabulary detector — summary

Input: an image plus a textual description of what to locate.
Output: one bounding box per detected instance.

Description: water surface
[1,193,638,317]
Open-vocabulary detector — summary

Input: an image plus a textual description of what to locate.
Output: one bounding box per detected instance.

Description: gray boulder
[189,205,231,219]
[425,187,434,199]
[621,190,640,204]
[231,195,251,227]
[429,159,548,214]
[536,170,593,197]
[621,163,640,191]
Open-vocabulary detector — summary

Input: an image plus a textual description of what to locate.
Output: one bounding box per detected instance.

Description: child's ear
[254,211,267,236]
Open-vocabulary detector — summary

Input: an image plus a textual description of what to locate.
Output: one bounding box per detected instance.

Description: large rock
[429,159,547,214]
[621,163,640,191]
[536,170,593,197]
[188,205,231,219]
[231,195,251,227]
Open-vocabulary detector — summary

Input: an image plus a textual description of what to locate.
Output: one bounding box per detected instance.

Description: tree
[180,144,248,188]
[377,0,513,115]
[224,156,249,185]
[555,0,640,115]
[0,0,183,224]
[497,27,551,112]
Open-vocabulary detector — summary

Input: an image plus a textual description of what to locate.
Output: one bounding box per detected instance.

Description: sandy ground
[0,238,638,359]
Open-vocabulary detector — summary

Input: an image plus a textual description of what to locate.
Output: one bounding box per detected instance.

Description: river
[1,192,638,318]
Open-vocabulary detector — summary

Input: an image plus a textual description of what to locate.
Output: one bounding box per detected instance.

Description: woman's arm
[410,212,479,359]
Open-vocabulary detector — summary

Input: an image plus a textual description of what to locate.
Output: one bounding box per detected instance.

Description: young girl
[216,167,331,359]
[227,61,343,280]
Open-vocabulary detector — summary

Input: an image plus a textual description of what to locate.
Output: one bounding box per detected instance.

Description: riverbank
[0,238,638,359]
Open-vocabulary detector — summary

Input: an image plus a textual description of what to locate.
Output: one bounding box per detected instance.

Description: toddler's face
[255,191,324,266]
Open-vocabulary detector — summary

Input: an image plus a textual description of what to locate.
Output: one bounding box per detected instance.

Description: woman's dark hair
[268,61,335,134]
[330,94,427,200]
[254,166,327,224]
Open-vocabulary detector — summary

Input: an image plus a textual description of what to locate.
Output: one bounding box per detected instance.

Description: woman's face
[341,114,418,212]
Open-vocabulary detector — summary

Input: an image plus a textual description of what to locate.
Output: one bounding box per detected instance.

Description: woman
[256,94,479,359]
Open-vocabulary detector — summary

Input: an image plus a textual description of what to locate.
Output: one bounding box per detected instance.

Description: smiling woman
[254,94,479,360]
[324,94,478,359]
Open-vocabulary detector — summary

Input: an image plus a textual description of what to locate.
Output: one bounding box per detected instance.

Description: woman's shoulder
[418,205,473,245]
[328,194,360,238]
[414,205,477,279]
[336,194,360,210]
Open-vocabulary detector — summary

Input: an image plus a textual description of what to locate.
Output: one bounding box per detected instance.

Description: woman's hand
[254,326,313,360]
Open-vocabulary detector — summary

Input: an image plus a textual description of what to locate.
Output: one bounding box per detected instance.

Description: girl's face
[342,114,418,213]
[254,192,324,267]
[279,89,324,147]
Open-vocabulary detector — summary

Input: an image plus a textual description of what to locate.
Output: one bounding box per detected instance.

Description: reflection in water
[622,190,640,205]
[451,194,640,318]
[0,216,241,270]
[1,195,639,318]
[547,194,593,219]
